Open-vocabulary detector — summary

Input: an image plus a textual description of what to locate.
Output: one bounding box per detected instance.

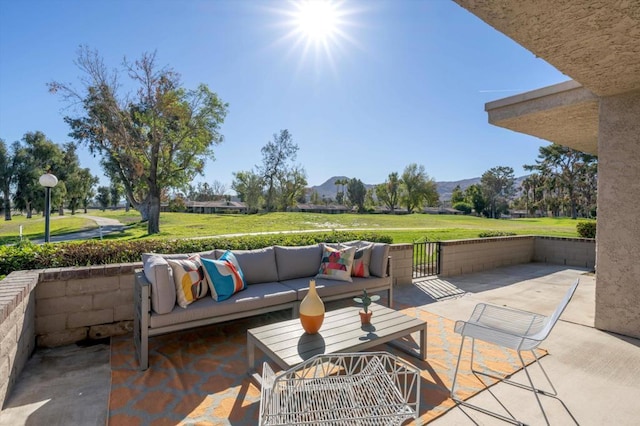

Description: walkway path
[32,215,125,243]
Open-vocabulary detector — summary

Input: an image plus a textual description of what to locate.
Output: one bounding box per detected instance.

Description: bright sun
[293,0,339,42]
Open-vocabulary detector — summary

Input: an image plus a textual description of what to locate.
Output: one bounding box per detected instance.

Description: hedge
[576,221,596,238]
[0,231,392,277]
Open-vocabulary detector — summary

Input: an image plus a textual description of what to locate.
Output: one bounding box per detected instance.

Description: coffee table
[247,303,427,381]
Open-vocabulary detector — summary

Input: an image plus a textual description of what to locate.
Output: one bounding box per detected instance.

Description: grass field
[1,209,588,244]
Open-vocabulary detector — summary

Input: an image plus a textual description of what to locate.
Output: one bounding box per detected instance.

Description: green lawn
[86,210,583,243]
[0,214,97,245]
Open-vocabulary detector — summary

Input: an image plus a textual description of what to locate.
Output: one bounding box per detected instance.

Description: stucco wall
[595,90,640,339]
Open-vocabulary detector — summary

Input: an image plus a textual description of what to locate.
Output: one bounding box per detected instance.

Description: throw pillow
[201,251,247,301]
[349,243,373,277]
[316,244,356,282]
[167,255,208,309]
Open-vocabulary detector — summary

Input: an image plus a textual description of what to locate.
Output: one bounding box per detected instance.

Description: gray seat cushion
[282,276,391,301]
[274,244,322,281]
[149,281,297,329]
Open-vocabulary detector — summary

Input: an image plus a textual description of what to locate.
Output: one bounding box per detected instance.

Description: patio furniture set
[134,240,579,425]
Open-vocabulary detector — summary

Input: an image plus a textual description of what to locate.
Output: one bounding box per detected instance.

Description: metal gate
[413,241,440,278]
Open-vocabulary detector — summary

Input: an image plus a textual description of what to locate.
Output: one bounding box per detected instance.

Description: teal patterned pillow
[201,251,246,301]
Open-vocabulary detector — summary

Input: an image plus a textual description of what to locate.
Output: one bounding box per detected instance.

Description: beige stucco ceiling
[453,0,640,97]
[452,1,640,155]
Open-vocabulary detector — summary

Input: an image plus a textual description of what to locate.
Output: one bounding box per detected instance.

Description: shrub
[576,221,596,238]
[478,231,517,238]
[0,231,392,276]
[452,202,473,215]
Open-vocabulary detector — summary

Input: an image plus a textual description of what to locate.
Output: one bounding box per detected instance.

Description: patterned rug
[108,306,545,425]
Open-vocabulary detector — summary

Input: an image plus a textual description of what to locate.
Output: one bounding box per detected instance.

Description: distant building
[184,200,247,214]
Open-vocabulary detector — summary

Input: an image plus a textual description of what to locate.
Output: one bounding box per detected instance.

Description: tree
[232,170,263,213]
[96,186,111,211]
[465,184,486,216]
[309,190,321,205]
[49,47,229,234]
[258,129,299,212]
[109,181,123,208]
[12,132,65,218]
[400,163,439,213]
[481,166,515,218]
[347,178,367,213]
[451,185,465,204]
[375,172,401,213]
[0,139,16,220]
[277,166,307,211]
[524,144,597,219]
[66,168,97,215]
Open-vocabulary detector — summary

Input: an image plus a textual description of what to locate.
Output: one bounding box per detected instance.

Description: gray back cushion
[215,247,278,284]
[369,243,390,277]
[274,244,323,281]
[142,253,188,314]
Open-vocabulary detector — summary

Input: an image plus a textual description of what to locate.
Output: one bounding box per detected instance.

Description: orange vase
[299,280,325,334]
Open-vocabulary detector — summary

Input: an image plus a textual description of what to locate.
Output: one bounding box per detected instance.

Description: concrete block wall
[0,270,39,407]
[34,263,140,347]
[389,243,413,286]
[439,236,536,277]
[533,236,596,269]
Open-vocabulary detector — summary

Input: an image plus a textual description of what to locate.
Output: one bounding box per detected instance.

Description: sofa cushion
[142,254,179,314]
[274,244,322,281]
[369,243,390,277]
[201,252,246,301]
[282,276,391,301]
[215,247,278,284]
[167,255,209,308]
[149,281,297,329]
[316,244,356,282]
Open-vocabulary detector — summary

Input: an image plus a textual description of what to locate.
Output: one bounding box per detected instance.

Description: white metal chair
[259,352,420,426]
[450,278,580,425]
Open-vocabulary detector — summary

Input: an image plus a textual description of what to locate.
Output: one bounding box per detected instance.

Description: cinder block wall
[0,270,39,407]
[389,244,413,285]
[533,236,596,269]
[35,263,140,347]
[439,236,536,276]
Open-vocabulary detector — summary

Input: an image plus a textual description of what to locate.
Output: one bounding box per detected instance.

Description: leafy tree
[109,181,123,208]
[524,144,597,219]
[309,190,321,205]
[12,132,65,218]
[347,178,367,213]
[452,201,472,214]
[464,184,486,216]
[232,170,263,213]
[96,186,111,211]
[49,47,229,234]
[278,166,307,211]
[481,166,515,218]
[375,172,401,213]
[400,163,439,212]
[451,185,465,204]
[335,178,347,205]
[65,168,96,214]
[258,129,298,212]
[0,139,16,220]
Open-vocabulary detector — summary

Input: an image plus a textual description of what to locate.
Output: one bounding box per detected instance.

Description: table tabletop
[247,303,427,375]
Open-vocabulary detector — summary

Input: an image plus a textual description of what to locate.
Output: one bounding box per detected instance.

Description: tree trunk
[147,192,160,234]
[3,189,11,221]
[58,205,64,216]
[26,202,32,219]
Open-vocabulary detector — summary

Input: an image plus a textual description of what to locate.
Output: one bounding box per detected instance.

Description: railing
[413,241,440,278]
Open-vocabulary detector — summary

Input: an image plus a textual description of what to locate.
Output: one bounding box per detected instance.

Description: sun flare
[294,0,339,42]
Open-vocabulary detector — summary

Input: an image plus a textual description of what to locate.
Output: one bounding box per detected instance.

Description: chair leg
[518,351,550,426]
[450,335,467,399]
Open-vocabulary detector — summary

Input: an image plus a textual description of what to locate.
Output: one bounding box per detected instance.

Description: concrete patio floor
[1,263,639,425]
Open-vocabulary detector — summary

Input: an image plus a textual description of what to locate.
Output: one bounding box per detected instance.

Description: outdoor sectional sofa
[134,242,393,370]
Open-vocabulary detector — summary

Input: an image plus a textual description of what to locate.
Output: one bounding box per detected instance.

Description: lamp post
[39,172,58,243]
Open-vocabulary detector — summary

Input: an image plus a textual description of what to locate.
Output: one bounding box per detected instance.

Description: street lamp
[39,172,58,243]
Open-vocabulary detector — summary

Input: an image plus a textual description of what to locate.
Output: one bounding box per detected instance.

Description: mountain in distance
[308,175,527,202]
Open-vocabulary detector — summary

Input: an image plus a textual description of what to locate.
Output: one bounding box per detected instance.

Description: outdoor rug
[108,306,546,425]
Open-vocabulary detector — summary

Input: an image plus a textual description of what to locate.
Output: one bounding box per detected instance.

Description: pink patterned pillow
[316,244,356,282]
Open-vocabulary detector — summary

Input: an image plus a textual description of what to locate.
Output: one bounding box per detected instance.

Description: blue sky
[0,0,568,191]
